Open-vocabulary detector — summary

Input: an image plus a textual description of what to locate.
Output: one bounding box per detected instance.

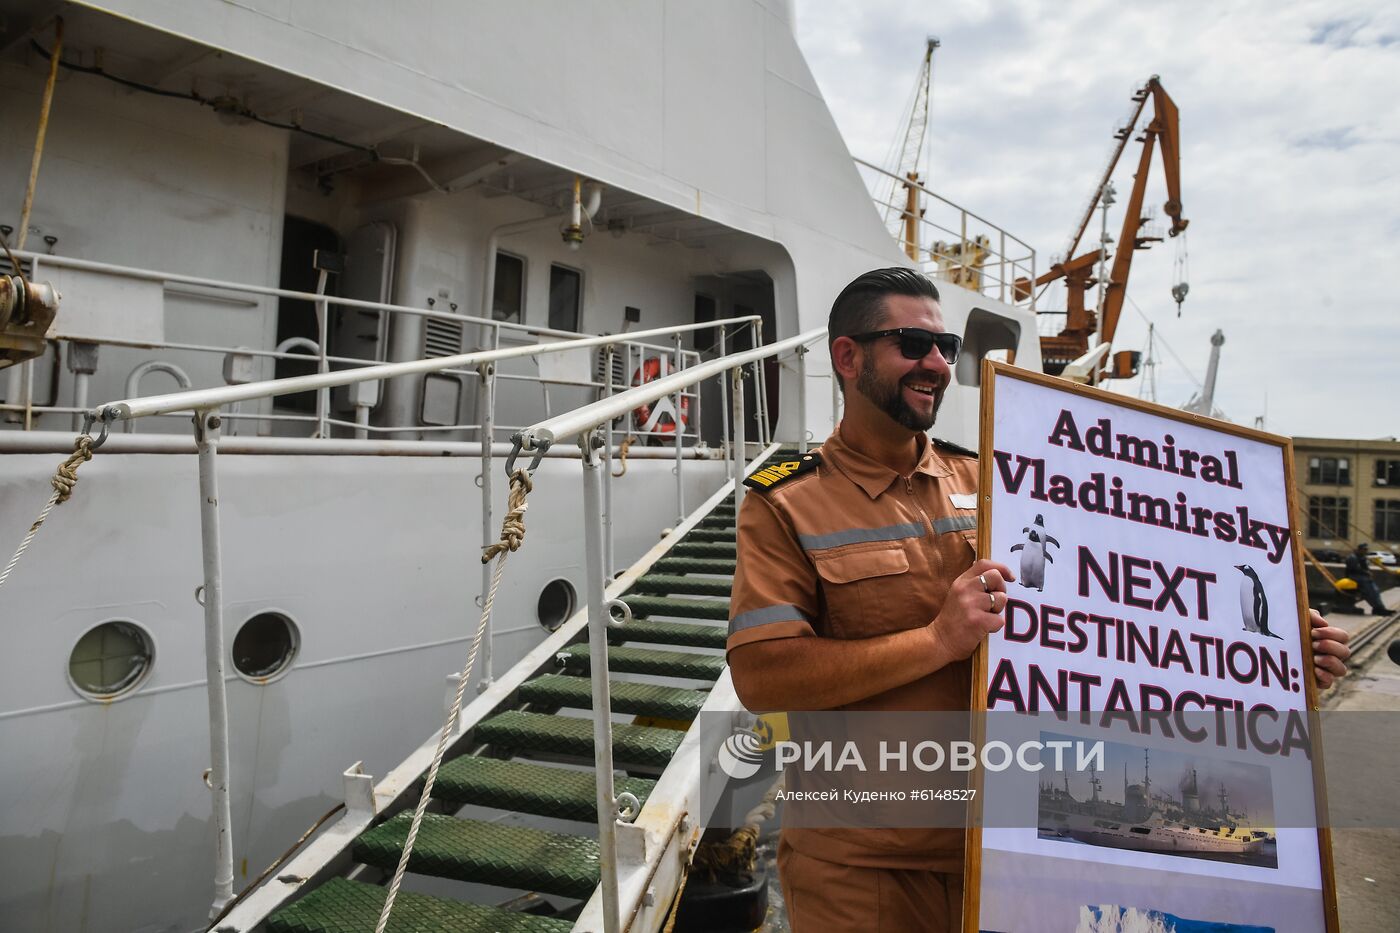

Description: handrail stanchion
[193,409,236,918]
[580,426,622,933]
[753,319,771,447]
[796,344,809,454]
[999,229,1008,302]
[602,343,615,578]
[718,325,731,466]
[832,366,842,430]
[673,331,685,525]
[476,325,498,689]
[731,364,747,511]
[313,265,331,439]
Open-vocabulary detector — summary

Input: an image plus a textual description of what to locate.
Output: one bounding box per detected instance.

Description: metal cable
[373,469,532,933]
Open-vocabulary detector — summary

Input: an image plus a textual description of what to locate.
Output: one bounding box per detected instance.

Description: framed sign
[965,362,1337,933]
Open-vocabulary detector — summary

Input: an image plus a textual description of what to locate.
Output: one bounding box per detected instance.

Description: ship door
[274,216,341,415]
[329,222,396,413]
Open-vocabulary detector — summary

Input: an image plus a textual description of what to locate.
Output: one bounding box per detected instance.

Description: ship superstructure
[0,3,1042,931]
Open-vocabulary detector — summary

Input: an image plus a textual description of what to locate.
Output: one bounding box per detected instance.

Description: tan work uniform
[727,426,979,933]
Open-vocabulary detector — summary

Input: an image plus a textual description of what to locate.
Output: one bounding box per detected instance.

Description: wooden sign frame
[962,359,1338,933]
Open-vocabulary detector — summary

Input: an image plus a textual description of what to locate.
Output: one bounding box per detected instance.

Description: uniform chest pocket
[812,543,915,638]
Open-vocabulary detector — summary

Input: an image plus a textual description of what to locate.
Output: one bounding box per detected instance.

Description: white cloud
[797,0,1400,439]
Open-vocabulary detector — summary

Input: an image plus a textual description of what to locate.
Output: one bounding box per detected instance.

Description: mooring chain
[0,433,95,592]
[374,468,533,933]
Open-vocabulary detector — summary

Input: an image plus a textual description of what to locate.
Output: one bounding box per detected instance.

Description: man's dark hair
[827,267,940,392]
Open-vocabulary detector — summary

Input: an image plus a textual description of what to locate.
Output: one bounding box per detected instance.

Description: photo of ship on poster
[1037,735,1278,869]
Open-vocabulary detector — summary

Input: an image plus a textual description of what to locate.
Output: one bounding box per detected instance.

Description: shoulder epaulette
[931,436,978,459]
[743,452,822,491]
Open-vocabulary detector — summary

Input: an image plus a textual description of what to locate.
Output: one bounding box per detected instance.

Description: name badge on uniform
[948,493,977,510]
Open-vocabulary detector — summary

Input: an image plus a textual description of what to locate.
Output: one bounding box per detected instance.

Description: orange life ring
[631,356,690,435]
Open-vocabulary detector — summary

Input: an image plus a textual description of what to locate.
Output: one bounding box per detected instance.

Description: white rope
[374,469,531,933]
[0,490,61,590]
[0,434,94,593]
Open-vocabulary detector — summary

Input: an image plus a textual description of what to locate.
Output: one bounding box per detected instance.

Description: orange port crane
[1019,76,1188,380]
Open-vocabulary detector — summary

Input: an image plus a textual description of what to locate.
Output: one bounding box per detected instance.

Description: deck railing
[853,158,1037,311]
[81,315,797,921]
[512,326,827,933]
[0,248,741,444]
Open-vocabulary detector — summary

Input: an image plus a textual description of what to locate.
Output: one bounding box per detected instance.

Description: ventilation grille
[0,255,34,278]
[594,346,629,392]
[423,317,465,358]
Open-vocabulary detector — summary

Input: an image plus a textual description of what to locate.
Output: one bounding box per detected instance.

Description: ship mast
[881,37,940,260]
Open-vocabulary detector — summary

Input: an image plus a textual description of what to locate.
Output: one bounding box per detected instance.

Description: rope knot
[51,434,94,504]
[481,469,533,563]
[612,434,636,478]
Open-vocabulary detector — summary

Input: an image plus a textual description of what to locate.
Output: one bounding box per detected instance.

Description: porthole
[68,620,154,700]
[537,578,577,632]
[232,612,300,682]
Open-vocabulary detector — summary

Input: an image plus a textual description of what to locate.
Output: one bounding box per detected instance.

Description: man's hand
[929,559,1017,661]
[1310,608,1351,690]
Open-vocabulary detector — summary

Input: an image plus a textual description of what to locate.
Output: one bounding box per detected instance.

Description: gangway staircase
[253,450,796,933]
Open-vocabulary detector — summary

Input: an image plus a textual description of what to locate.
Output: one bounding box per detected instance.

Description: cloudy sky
[795,0,1399,440]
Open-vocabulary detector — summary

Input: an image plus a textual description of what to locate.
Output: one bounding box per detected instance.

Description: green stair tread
[631,573,733,597]
[560,643,726,682]
[653,556,736,575]
[608,618,728,649]
[683,527,736,543]
[476,709,684,768]
[671,541,737,559]
[266,877,572,933]
[519,673,707,719]
[625,594,730,620]
[434,756,656,822]
[355,813,600,900]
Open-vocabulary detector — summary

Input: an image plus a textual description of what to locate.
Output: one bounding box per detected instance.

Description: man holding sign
[726,267,1351,933]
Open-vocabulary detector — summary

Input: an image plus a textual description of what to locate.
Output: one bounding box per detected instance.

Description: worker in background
[1345,543,1389,616]
[725,267,1354,932]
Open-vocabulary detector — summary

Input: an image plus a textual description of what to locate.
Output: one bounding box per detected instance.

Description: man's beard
[855,356,941,431]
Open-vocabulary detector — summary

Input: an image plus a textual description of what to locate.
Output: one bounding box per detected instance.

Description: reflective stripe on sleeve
[797,521,926,551]
[932,515,977,534]
[729,603,808,635]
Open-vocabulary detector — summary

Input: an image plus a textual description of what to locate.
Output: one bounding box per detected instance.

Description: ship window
[69,621,154,699]
[493,252,525,323]
[1130,826,1152,834]
[537,578,576,632]
[232,612,299,682]
[548,264,582,333]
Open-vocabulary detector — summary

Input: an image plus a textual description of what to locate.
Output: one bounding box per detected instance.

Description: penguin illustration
[1234,564,1281,639]
[1010,514,1060,592]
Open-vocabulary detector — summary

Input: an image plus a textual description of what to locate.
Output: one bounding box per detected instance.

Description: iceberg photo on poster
[1075,904,1274,932]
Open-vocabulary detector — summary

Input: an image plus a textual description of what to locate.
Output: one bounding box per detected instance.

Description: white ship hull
[0,2,1042,929]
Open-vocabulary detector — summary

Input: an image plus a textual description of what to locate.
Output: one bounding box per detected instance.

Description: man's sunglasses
[850,328,962,364]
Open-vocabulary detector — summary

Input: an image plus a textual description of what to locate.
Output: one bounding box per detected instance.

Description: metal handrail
[853,157,1036,257]
[514,326,827,454]
[88,316,760,425]
[8,247,613,342]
